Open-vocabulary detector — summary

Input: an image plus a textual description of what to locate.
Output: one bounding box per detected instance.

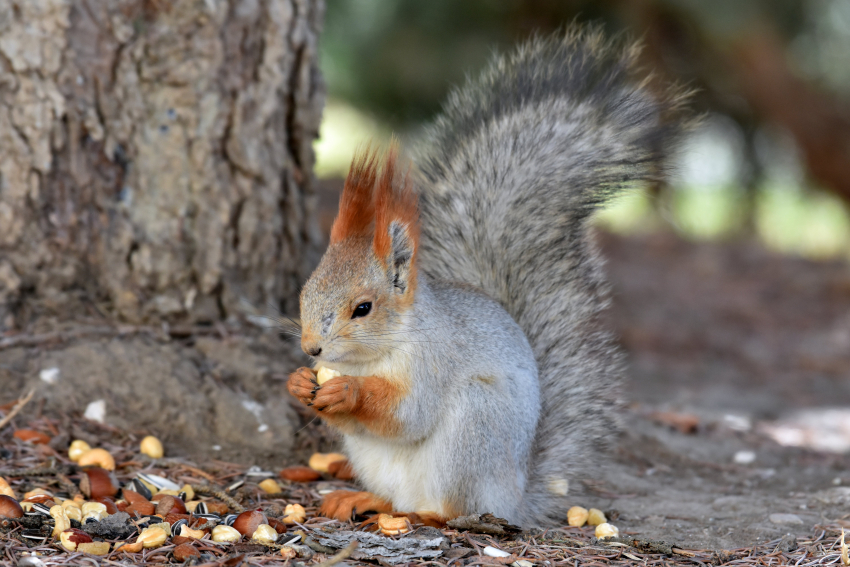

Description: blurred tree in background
[317,0,850,259]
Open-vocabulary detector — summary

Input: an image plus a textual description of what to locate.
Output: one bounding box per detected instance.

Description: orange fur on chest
[322,374,407,438]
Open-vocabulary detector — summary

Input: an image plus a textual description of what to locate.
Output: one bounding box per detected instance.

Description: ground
[1,229,849,564]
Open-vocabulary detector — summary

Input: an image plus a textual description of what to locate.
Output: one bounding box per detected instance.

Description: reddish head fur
[373,145,420,264]
[330,148,378,244]
[330,145,420,272]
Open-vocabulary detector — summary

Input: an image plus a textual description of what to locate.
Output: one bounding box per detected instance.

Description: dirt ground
[1,229,849,558]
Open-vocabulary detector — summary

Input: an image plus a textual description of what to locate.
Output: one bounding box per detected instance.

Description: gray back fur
[413,28,687,526]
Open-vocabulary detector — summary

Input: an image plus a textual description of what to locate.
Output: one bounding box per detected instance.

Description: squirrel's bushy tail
[414,27,688,526]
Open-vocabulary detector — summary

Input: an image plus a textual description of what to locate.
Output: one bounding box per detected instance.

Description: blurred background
[313,0,850,451]
[316,0,850,260]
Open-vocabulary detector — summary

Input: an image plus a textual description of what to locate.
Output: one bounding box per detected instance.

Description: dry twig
[0,389,35,430]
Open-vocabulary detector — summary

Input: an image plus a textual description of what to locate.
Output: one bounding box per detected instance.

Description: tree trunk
[0,0,324,329]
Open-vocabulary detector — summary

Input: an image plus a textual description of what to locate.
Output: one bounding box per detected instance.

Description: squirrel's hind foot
[320,490,392,521]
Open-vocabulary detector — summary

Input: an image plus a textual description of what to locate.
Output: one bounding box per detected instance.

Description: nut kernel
[0,477,15,499]
[78,541,111,555]
[283,503,306,524]
[140,436,164,459]
[77,448,116,471]
[587,508,607,526]
[377,514,410,535]
[258,478,281,494]
[64,505,82,522]
[82,501,108,522]
[567,506,589,527]
[179,524,206,540]
[252,523,278,545]
[50,505,71,537]
[308,452,347,473]
[60,528,93,551]
[115,540,144,553]
[181,484,195,502]
[137,525,168,548]
[316,366,341,385]
[595,522,619,539]
[68,440,92,462]
[212,524,242,543]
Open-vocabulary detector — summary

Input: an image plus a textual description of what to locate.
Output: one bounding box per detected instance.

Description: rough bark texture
[0,0,324,327]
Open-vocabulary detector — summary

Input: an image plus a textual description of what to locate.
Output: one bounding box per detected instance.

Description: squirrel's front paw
[312,375,358,415]
[287,367,318,407]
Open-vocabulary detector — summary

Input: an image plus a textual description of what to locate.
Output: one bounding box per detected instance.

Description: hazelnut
[283,503,306,524]
[258,478,281,494]
[140,435,164,458]
[68,440,92,462]
[378,513,411,535]
[308,452,347,473]
[267,517,288,534]
[0,495,23,518]
[13,429,51,444]
[252,523,278,545]
[232,510,268,536]
[82,501,108,522]
[316,366,341,385]
[60,528,93,551]
[50,505,71,537]
[173,542,200,561]
[0,477,16,499]
[80,467,118,499]
[212,524,242,543]
[155,495,187,516]
[137,525,169,548]
[203,500,230,515]
[567,506,589,527]
[122,489,149,507]
[279,466,321,482]
[77,448,116,471]
[179,524,206,539]
[595,522,619,539]
[587,508,607,526]
[77,541,111,555]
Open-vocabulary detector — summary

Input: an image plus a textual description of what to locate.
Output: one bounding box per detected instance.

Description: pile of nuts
[0,436,313,559]
[567,506,619,539]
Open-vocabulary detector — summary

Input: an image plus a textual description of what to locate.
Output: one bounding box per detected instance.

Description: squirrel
[287,27,687,527]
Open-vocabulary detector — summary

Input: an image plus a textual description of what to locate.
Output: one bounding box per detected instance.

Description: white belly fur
[344,434,444,514]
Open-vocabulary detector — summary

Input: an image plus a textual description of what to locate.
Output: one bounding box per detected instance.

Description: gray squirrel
[287,26,687,527]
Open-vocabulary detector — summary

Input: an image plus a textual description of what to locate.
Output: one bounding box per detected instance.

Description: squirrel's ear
[373,143,419,295]
[385,220,416,294]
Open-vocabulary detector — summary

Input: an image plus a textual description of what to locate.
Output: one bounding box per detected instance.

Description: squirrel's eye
[352,302,372,319]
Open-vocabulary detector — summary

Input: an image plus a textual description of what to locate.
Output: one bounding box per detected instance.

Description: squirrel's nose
[301,333,322,357]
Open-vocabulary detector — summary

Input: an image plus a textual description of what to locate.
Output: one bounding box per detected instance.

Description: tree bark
[0,0,324,328]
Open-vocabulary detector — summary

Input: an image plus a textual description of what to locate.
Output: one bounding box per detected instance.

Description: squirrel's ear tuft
[330,147,379,244]
[374,143,419,294]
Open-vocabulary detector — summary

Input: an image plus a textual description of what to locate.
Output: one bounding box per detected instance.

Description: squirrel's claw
[287,367,319,407]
